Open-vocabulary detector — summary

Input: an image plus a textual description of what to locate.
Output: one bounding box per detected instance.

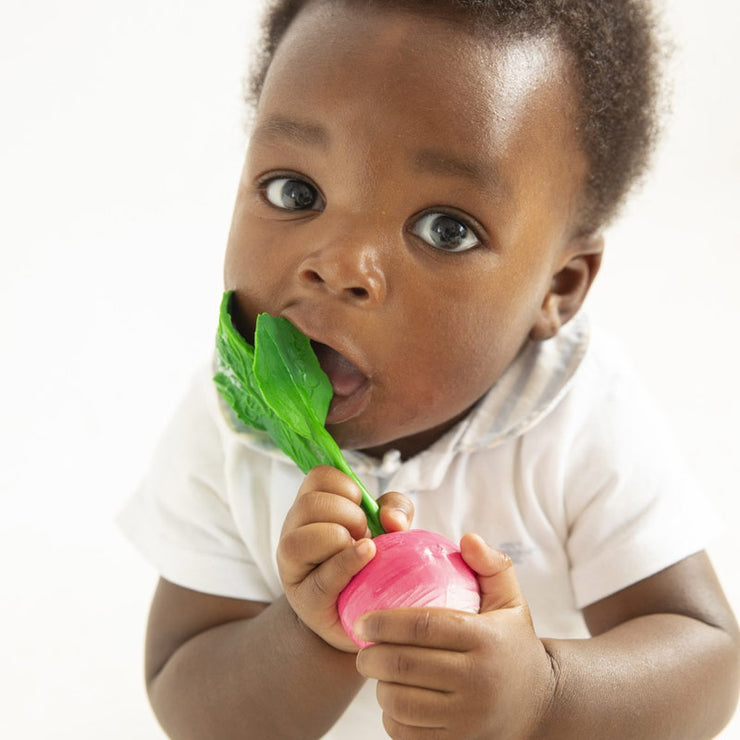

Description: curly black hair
[246,0,665,231]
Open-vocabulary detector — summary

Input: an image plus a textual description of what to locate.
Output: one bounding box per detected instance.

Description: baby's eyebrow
[251,115,505,197]
[412,149,505,198]
[252,116,330,150]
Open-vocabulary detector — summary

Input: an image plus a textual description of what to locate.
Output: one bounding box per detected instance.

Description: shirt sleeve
[117,365,275,603]
[560,332,720,609]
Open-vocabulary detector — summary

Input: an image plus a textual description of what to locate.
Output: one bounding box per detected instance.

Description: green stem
[331,455,384,538]
[314,426,385,538]
[348,471,385,538]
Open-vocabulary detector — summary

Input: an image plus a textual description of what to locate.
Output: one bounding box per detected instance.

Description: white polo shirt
[118,313,717,738]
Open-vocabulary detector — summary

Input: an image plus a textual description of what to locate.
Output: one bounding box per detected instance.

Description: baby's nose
[298,240,387,307]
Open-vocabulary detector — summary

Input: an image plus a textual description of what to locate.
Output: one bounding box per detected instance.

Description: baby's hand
[354,534,556,738]
[277,466,413,652]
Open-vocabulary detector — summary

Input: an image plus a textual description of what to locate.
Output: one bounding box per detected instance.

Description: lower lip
[325,380,372,425]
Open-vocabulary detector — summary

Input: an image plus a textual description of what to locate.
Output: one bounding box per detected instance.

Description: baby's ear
[530,232,604,341]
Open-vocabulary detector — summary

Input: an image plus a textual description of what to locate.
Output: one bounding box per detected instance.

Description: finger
[282,490,368,540]
[459,533,525,613]
[298,465,363,505]
[278,521,356,584]
[382,714,446,740]
[303,537,376,604]
[376,682,448,730]
[355,607,476,651]
[357,643,467,693]
[376,491,415,532]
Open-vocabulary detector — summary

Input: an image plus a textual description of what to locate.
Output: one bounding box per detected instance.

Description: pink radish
[338,529,481,648]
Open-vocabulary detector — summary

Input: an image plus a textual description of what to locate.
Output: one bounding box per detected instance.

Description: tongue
[312,342,367,397]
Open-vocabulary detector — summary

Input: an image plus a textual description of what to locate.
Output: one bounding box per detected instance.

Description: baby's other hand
[277,467,413,652]
[355,534,556,739]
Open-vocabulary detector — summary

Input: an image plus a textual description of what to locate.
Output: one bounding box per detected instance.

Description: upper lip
[279,307,372,381]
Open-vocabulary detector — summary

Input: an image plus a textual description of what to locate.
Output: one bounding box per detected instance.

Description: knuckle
[309,569,332,601]
[392,650,414,680]
[325,522,354,552]
[411,609,434,642]
[297,490,328,518]
[335,546,361,580]
[281,494,316,533]
[277,530,301,564]
[458,651,481,693]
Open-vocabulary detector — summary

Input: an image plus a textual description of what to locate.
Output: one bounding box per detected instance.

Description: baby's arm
[542,550,740,738]
[145,466,412,739]
[146,582,362,738]
[356,537,740,739]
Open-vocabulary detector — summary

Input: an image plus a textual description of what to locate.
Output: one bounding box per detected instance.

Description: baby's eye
[262,177,323,211]
[411,212,480,252]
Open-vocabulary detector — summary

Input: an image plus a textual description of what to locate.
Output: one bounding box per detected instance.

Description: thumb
[376,491,414,533]
[460,533,526,613]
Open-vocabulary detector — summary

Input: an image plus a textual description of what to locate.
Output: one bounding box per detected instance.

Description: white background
[1,0,738,737]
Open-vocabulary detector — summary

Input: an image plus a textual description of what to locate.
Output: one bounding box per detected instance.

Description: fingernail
[391,508,409,527]
[354,617,369,640]
[356,539,374,558]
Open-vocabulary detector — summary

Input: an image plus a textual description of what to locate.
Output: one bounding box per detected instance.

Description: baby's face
[224,1,588,459]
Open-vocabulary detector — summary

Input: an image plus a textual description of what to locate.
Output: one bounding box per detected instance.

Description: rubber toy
[338,529,481,648]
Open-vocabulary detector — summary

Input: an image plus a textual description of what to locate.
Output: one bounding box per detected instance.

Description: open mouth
[311,341,371,424]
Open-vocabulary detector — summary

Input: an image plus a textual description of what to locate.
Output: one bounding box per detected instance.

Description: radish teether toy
[338,529,481,648]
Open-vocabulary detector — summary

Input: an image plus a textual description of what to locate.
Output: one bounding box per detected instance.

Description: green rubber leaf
[213,293,268,431]
[254,313,333,440]
[213,291,384,536]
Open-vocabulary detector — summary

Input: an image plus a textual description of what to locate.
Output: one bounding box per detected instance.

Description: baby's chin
[324,417,404,460]
[330,410,470,463]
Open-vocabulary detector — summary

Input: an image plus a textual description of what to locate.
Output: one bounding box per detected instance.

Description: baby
[119,0,740,737]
